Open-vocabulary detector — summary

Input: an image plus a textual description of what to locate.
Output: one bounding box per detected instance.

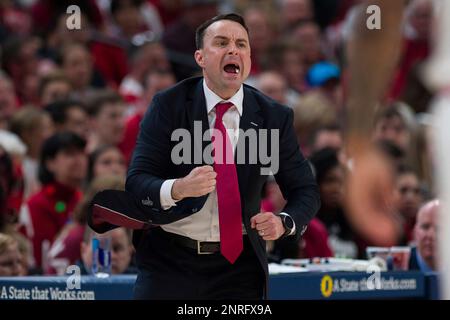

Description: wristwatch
[276,213,295,237]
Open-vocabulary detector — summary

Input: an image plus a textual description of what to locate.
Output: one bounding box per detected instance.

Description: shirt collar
[203,79,243,116]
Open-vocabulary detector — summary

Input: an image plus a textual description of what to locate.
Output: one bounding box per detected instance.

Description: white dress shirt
[158,80,296,241]
[159,80,244,241]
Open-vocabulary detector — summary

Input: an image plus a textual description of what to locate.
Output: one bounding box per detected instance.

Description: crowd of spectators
[0,0,438,276]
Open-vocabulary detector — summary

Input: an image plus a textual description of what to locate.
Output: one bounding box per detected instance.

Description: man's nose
[428,228,436,239]
[424,228,436,240]
[227,43,239,55]
[385,129,397,140]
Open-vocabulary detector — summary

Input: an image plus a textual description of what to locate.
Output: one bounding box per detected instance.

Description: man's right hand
[171,165,217,200]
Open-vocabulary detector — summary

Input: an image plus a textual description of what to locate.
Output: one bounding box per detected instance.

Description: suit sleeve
[125,94,209,222]
[125,94,172,211]
[274,108,321,241]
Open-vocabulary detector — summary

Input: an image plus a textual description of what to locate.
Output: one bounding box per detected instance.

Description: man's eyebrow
[213,36,229,41]
[212,36,248,43]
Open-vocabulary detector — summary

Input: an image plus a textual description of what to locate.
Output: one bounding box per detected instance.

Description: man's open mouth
[223,63,240,74]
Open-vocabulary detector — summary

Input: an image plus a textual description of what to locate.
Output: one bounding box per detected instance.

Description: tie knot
[215,102,233,121]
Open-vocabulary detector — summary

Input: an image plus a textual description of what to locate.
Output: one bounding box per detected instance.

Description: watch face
[284,215,294,230]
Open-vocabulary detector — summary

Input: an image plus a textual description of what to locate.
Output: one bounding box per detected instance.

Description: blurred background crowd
[0,0,438,277]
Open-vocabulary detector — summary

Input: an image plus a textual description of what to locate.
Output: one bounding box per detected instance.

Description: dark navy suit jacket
[90,76,320,281]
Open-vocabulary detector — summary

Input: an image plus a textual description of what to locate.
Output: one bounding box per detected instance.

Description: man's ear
[194,49,204,68]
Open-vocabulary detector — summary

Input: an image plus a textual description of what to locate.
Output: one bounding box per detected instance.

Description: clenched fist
[250,212,285,240]
[171,165,217,200]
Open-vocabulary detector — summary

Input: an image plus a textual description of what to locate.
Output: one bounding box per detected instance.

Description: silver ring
[260,230,264,236]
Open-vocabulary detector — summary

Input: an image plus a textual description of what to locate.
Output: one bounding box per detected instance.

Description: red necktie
[212,102,243,264]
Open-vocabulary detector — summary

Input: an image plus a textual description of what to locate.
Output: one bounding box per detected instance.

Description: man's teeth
[235,67,240,74]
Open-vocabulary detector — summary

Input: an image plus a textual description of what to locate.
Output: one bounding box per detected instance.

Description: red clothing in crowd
[261,199,333,259]
[119,112,144,164]
[90,40,129,89]
[403,218,416,245]
[148,0,182,27]
[20,182,82,268]
[300,218,334,259]
[5,159,25,222]
[388,38,430,100]
[47,223,86,275]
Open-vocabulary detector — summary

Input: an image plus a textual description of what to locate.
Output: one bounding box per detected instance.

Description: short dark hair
[44,100,86,125]
[38,132,86,185]
[308,147,340,184]
[86,90,123,117]
[309,123,342,147]
[38,71,71,98]
[87,144,120,183]
[374,105,404,127]
[195,13,249,49]
[110,0,143,16]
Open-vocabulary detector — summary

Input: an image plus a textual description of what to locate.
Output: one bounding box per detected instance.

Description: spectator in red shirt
[19,132,87,271]
[388,0,432,100]
[43,11,128,89]
[119,69,175,163]
[119,41,171,110]
[299,218,333,258]
[1,36,41,105]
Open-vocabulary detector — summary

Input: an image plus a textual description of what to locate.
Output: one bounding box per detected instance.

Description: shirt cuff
[279,212,296,236]
[160,179,179,210]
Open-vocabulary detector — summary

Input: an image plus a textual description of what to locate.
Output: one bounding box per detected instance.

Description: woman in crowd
[19,132,87,271]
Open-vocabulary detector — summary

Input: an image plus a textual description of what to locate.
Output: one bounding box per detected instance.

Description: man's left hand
[250,212,285,240]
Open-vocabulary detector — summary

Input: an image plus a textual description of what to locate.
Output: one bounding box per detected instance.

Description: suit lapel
[186,80,210,166]
[236,87,264,198]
